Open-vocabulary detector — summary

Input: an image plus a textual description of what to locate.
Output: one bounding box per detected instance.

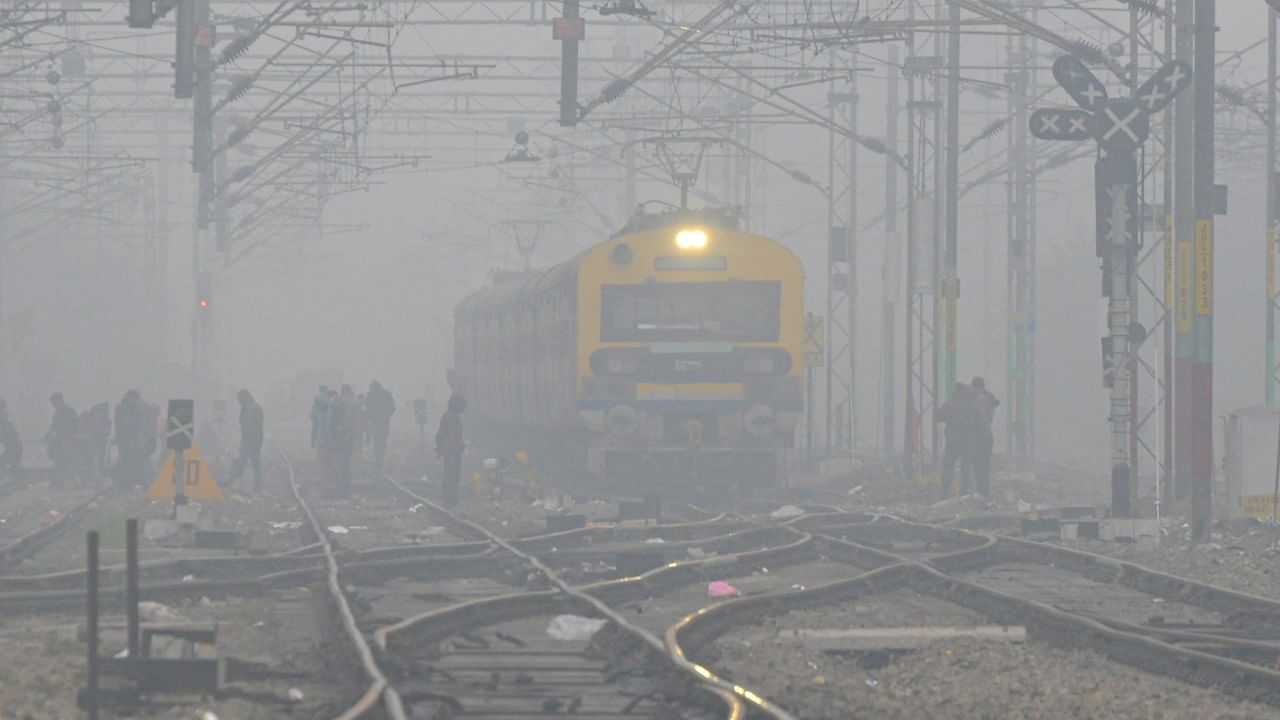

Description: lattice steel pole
[825,54,856,459]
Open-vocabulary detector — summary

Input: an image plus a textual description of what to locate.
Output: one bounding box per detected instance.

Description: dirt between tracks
[703,593,1277,719]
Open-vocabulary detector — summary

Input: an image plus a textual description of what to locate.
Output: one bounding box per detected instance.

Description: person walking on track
[435,393,466,507]
[230,389,265,490]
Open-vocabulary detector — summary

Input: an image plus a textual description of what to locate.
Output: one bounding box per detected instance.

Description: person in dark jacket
[365,380,396,471]
[434,393,466,507]
[112,390,150,489]
[0,400,22,484]
[47,393,79,489]
[81,403,111,482]
[970,377,1000,498]
[309,385,328,452]
[937,383,980,498]
[333,386,359,494]
[230,389,265,490]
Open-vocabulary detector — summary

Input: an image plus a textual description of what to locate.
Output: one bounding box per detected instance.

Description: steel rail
[0,490,102,571]
[281,452,408,720]
[376,472,756,718]
[668,510,1280,713]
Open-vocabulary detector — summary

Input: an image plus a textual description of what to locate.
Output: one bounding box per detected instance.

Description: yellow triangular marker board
[147,442,224,501]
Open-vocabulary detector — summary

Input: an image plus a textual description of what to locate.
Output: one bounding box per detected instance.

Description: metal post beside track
[86,531,100,720]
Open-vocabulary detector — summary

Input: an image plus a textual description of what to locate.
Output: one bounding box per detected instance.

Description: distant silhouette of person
[230,389,265,490]
[112,390,151,489]
[365,380,396,471]
[970,377,1000,498]
[0,400,22,484]
[937,383,979,497]
[435,393,466,507]
[47,393,78,489]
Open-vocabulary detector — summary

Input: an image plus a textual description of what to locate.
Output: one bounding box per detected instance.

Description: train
[452,209,806,490]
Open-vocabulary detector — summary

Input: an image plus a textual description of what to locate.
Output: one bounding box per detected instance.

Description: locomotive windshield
[601,281,781,342]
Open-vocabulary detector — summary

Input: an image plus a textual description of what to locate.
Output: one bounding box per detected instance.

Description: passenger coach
[453,209,805,489]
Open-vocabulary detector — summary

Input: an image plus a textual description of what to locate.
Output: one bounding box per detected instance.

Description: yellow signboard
[147,442,223,502]
[1242,494,1277,520]
[1175,240,1193,333]
[1195,220,1213,316]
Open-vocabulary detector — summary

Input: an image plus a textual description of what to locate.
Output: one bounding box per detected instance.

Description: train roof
[455,256,582,319]
[456,208,752,319]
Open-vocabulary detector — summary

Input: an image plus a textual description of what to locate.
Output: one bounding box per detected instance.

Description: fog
[0,0,1272,476]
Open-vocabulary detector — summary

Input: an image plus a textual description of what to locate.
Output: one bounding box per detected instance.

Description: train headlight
[675,228,708,250]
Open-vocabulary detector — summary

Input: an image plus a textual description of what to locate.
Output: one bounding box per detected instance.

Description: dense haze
[0,1,1272,472]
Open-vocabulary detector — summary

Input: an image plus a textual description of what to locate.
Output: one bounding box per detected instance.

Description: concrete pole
[1173,0,1194,508]
[1189,0,1215,541]
[943,0,961,401]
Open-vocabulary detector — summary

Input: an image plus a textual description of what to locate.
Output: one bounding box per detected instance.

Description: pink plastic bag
[707,581,741,598]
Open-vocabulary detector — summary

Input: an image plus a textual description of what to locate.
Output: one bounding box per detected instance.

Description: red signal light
[198,299,209,308]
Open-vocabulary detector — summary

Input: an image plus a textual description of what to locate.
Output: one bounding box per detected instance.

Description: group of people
[43,390,159,489]
[938,377,1000,499]
[309,381,396,496]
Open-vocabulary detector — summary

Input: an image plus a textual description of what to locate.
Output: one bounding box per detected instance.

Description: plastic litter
[770,505,805,519]
[409,503,424,513]
[181,574,195,582]
[138,601,184,623]
[268,521,302,530]
[644,537,665,544]
[327,525,350,534]
[114,648,129,658]
[708,581,741,598]
[545,614,608,641]
[200,712,220,720]
[865,678,879,688]
[288,688,305,703]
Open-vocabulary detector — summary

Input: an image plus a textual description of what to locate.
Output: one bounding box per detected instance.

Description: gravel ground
[705,594,1278,719]
[1057,521,1280,601]
[0,590,352,720]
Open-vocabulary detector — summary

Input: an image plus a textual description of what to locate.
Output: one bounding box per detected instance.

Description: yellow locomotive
[453,210,805,489]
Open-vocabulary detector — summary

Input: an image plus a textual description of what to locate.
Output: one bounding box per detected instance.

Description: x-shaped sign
[1135,60,1192,115]
[1029,108,1092,141]
[1094,99,1149,150]
[1033,56,1189,154]
[1052,55,1108,113]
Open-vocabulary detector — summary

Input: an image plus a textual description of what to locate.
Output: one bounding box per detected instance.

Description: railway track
[13,469,1280,717]
[670,512,1280,714]
[290,464,758,719]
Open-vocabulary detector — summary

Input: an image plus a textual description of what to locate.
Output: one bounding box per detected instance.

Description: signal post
[1031,56,1190,519]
